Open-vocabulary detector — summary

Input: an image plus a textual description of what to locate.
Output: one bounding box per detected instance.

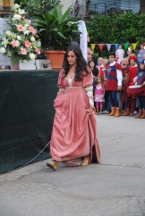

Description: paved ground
[0,115,145,216]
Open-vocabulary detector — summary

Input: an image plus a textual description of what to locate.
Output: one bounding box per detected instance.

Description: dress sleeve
[58,69,65,92]
[83,67,94,107]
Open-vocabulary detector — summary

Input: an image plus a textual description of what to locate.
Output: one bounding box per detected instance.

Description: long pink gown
[50,68,101,166]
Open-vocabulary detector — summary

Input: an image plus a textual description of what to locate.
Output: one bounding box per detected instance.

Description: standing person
[94,76,105,115]
[126,49,132,62]
[122,55,138,116]
[137,43,145,63]
[105,53,123,117]
[88,59,99,98]
[121,58,130,113]
[87,47,93,62]
[126,61,145,119]
[47,46,100,171]
[97,57,104,79]
[115,44,125,64]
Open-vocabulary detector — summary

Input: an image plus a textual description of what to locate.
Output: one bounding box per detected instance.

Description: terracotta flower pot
[43,50,66,70]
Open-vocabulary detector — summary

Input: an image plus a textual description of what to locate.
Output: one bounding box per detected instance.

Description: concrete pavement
[0,115,145,216]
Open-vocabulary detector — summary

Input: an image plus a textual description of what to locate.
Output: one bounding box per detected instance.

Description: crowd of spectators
[87,43,145,119]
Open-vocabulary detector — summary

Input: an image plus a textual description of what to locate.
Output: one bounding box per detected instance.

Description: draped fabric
[50,69,101,165]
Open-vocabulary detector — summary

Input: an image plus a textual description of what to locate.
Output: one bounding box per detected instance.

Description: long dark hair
[62,45,88,81]
[138,62,145,72]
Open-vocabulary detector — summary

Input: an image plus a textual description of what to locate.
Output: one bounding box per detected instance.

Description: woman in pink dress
[47,46,101,171]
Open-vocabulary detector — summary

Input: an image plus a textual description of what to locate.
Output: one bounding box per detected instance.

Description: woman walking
[47,46,100,170]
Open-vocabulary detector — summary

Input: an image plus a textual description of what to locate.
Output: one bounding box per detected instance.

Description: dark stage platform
[0,70,59,173]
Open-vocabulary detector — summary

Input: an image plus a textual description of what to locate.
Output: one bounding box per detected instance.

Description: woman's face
[140,63,144,70]
[90,61,95,71]
[67,51,77,66]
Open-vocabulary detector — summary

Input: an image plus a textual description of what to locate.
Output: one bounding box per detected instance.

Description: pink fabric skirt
[95,94,104,102]
[50,87,100,166]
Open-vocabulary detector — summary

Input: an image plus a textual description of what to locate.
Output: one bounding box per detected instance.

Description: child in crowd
[102,59,108,81]
[115,44,125,64]
[121,58,130,112]
[133,61,145,119]
[105,53,123,117]
[122,55,138,116]
[94,76,105,115]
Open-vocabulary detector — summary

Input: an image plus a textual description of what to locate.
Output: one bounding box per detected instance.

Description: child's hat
[128,55,137,62]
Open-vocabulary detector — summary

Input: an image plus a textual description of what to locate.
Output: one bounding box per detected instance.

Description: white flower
[17,35,21,40]
[5,31,11,36]
[23,24,30,35]
[13,14,21,20]
[13,4,20,9]
[0,47,6,54]
[23,28,30,35]
[30,36,35,42]
[29,53,36,60]
[2,38,8,46]
[18,9,25,15]
[11,33,17,39]
[15,40,20,46]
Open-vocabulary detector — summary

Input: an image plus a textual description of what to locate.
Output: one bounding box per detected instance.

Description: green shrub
[85,12,145,57]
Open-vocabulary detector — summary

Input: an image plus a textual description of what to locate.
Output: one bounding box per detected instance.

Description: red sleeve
[82,67,93,88]
[116,62,122,71]
[58,69,65,89]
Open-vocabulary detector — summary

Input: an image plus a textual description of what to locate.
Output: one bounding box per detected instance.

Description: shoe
[135,109,142,118]
[122,108,130,116]
[139,110,145,119]
[114,107,120,117]
[108,107,116,116]
[46,160,59,171]
[133,110,138,115]
[81,157,89,167]
[102,110,109,114]
[130,109,134,116]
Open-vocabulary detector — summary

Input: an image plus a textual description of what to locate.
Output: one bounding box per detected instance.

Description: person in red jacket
[122,55,138,116]
[105,53,123,117]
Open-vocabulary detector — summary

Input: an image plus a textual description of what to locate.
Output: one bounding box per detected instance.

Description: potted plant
[0,4,41,70]
[32,5,80,70]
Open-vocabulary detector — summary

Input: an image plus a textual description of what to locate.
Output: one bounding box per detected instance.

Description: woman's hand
[86,107,94,115]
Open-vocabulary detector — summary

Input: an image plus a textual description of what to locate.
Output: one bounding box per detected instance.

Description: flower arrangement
[0,4,41,65]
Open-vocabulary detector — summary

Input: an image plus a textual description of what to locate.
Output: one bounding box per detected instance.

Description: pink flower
[29,26,36,34]
[25,40,31,48]
[11,40,18,47]
[36,48,40,54]
[21,47,27,55]
[17,25,23,32]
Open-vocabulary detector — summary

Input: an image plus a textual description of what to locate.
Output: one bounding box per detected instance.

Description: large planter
[43,50,65,70]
